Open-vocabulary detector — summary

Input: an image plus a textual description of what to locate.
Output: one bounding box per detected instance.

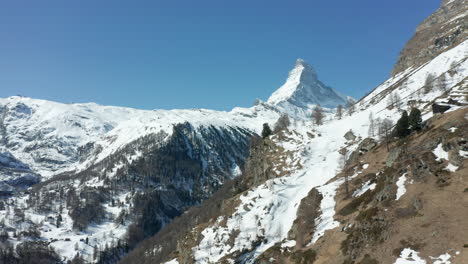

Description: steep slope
[0,97,142,178]
[392,0,467,76]
[119,5,468,263]
[267,59,350,110]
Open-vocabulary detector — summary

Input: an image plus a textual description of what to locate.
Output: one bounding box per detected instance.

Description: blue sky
[0,0,441,110]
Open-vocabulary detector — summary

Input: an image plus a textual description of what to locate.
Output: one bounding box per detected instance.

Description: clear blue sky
[0,0,441,110]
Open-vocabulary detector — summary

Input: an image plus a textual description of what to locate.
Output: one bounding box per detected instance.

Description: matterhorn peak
[267,59,349,109]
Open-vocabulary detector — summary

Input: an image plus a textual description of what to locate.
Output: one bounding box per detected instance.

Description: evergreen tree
[408,108,422,131]
[394,111,410,138]
[261,123,272,139]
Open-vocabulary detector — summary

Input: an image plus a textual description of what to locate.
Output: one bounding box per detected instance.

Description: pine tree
[408,108,422,131]
[261,123,272,139]
[394,111,410,138]
[336,104,343,120]
[312,104,324,125]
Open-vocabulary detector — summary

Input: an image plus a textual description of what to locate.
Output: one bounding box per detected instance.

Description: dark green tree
[408,108,422,131]
[261,123,272,139]
[394,111,410,138]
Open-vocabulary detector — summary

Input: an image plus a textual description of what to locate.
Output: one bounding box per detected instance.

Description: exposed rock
[344,130,357,141]
[359,138,378,152]
[386,147,403,167]
[287,188,323,247]
[432,103,451,114]
[392,0,467,76]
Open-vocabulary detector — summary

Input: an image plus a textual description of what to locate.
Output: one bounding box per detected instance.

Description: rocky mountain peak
[267,59,349,109]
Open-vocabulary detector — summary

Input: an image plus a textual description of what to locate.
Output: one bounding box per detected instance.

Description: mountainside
[0,97,142,178]
[0,1,467,263]
[117,2,467,263]
[392,0,467,76]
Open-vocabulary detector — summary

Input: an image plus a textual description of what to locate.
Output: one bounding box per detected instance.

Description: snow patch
[445,163,458,172]
[396,174,408,200]
[430,253,452,264]
[308,179,342,245]
[394,248,426,264]
[353,180,376,197]
[433,144,449,161]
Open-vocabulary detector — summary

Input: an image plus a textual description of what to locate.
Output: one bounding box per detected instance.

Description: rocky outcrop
[432,103,451,113]
[287,188,323,247]
[392,0,467,76]
[359,138,377,152]
[344,130,357,141]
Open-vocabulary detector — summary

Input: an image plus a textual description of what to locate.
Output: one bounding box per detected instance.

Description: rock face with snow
[0,150,40,195]
[0,97,141,178]
[267,59,350,109]
[392,0,467,76]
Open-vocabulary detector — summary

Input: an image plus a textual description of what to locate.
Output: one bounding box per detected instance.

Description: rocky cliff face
[392,0,467,76]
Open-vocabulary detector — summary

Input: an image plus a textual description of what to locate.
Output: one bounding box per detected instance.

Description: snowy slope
[185,38,468,264]
[0,96,284,180]
[0,96,143,178]
[76,104,281,173]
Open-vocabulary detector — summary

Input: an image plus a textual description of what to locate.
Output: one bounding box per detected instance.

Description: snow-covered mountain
[268,59,351,109]
[0,97,280,181]
[0,97,143,178]
[0,0,467,263]
[0,58,347,183]
[134,36,467,264]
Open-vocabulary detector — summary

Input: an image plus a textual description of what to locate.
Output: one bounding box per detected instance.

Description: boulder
[344,130,356,141]
[386,147,403,167]
[359,138,377,152]
[432,103,451,114]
